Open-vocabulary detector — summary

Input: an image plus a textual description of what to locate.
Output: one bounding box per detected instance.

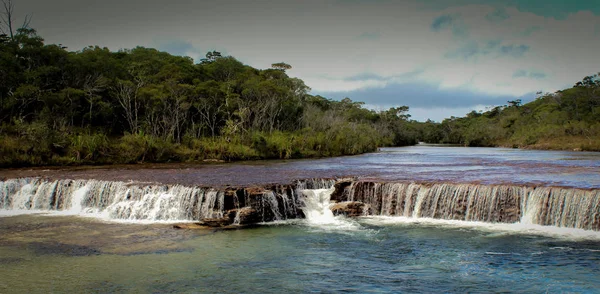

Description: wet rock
[172,223,208,230]
[331,201,365,217]
[199,217,233,227]
[330,180,353,202]
[228,207,262,225]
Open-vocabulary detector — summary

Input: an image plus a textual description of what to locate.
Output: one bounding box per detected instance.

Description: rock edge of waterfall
[1,177,599,231]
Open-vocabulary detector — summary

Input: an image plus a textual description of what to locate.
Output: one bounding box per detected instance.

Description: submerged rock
[172,223,209,230]
[199,217,232,227]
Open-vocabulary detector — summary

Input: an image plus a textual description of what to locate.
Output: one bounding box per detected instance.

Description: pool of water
[1,215,599,293]
[2,145,599,188]
[1,146,599,293]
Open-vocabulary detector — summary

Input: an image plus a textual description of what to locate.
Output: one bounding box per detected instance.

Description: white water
[300,188,361,231]
[360,216,600,241]
[69,184,90,214]
[2,178,600,235]
[0,179,229,222]
[345,181,600,231]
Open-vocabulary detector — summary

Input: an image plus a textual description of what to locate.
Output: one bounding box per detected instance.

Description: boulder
[227,207,262,225]
[199,217,233,227]
[330,180,353,202]
[331,201,365,217]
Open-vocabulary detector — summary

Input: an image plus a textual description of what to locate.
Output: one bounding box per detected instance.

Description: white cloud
[20,0,600,101]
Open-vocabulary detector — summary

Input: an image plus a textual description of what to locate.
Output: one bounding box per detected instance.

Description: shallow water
[1,146,599,293]
[2,145,599,188]
[1,215,599,293]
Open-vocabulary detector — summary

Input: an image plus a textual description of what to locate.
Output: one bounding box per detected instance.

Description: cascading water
[299,187,362,231]
[69,184,90,214]
[0,179,234,222]
[342,181,600,231]
[2,177,599,231]
[300,188,336,224]
[0,178,309,223]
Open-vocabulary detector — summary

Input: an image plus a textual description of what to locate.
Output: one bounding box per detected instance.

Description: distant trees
[415,73,600,151]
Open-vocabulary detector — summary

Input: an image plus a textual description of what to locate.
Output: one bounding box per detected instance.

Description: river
[0,146,599,293]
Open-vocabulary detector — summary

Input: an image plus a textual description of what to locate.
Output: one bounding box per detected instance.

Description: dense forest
[0,26,421,167]
[422,74,600,151]
[2,4,598,168]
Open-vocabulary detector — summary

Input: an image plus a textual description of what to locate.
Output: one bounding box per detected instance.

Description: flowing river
[0,146,599,293]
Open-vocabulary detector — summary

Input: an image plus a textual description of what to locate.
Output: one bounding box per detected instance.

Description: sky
[13,0,600,121]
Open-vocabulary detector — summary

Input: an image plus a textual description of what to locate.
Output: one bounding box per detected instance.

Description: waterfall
[2,178,599,231]
[0,179,237,222]
[340,181,600,231]
[300,188,336,224]
[0,178,311,223]
[69,184,90,213]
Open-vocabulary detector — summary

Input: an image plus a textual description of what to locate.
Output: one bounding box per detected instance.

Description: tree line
[419,74,600,151]
[0,26,421,167]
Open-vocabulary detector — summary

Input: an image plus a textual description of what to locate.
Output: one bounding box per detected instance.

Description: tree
[113,66,147,134]
[82,73,107,127]
[271,62,292,72]
[200,51,222,64]
[0,0,32,41]
[193,81,226,138]
[507,99,522,107]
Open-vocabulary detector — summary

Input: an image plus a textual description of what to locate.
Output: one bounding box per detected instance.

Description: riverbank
[511,136,600,152]
[0,130,395,168]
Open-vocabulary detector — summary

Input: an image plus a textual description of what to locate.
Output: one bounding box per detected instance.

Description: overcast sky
[13,0,600,121]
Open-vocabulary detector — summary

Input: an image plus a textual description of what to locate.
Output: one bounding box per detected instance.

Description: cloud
[406,105,491,122]
[431,14,469,37]
[486,8,510,22]
[156,40,206,63]
[519,25,542,36]
[444,40,502,59]
[16,0,600,121]
[499,44,530,57]
[419,0,600,19]
[357,32,381,40]
[444,40,530,60]
[431,14,454,31]
[316,81,533,108]
[513,70,547,79]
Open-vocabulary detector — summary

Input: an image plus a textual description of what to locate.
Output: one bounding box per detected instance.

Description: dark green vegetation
[421,74,600,151]
[0,27,420,167]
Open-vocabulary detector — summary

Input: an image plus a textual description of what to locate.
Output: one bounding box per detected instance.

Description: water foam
[300,188,362,232]
[360,216,600,241]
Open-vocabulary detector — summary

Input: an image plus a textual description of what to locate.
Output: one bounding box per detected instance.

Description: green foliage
[0,27,420,167]
[416,73,600,151]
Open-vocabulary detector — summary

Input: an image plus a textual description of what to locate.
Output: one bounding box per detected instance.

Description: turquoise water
[1,216,599,293]
[1,146,599,293]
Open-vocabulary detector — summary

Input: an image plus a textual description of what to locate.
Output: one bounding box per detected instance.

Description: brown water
[2,146,599,188]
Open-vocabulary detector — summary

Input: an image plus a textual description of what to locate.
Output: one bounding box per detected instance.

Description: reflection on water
[0,146,598,292]
[2,146,598,188]
[1,215,599,293]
